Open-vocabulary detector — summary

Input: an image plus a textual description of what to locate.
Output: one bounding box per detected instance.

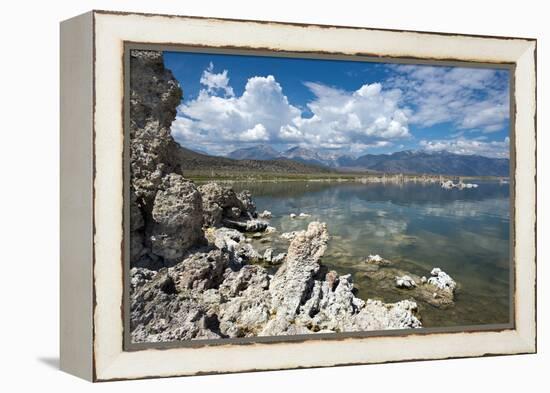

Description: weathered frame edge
[59,11,95,382]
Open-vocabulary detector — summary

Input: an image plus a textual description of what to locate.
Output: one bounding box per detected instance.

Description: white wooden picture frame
[60,10,536,381]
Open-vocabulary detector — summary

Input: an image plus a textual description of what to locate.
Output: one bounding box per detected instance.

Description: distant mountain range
[176,146,332,175]
[226,144,509,176]
[349,150,509,176]
[227,144,281,160]
[228,144,355,168]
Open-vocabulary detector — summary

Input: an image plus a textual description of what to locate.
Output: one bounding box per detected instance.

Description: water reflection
[229,181,511,327]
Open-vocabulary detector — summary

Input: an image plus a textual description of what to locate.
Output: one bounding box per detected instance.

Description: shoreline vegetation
[128,50,488,343]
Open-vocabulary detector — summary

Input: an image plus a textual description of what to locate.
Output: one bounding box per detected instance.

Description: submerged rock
[366,254,384,263]
[364,254,393,272]
[395,275,417,289]
[362,258,458,308]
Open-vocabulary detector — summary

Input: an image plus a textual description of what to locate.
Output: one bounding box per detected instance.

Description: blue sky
[164,51,510,158]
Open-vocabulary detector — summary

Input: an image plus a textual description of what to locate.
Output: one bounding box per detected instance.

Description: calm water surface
[230,181,511,328]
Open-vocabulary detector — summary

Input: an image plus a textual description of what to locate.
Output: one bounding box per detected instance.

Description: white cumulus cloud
[171,73,301,154]
[298,82,410,144]
[239,124,269,142]
[199,62,235,97]
[419,136,510,158]
[171,64,411,155]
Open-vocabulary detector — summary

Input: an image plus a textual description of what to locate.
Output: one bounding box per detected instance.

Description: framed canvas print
[60,10,537,381]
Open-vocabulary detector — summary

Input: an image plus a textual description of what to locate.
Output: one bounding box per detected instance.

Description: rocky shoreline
[128,50,457,343]
[129,171,428,342]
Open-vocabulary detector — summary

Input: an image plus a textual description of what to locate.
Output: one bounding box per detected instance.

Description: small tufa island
[129,50,458,343]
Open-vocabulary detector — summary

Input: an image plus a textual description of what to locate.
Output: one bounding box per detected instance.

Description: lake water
[229,180,511,328]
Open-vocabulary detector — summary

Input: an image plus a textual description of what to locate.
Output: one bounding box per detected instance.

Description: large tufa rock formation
[150,174,204,263]
[130,50,182,199]
[264,222,330,333]
[129,50,204,269]
[130,221,422,343]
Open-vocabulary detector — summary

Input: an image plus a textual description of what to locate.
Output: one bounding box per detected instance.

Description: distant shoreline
[184,171,509,183]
